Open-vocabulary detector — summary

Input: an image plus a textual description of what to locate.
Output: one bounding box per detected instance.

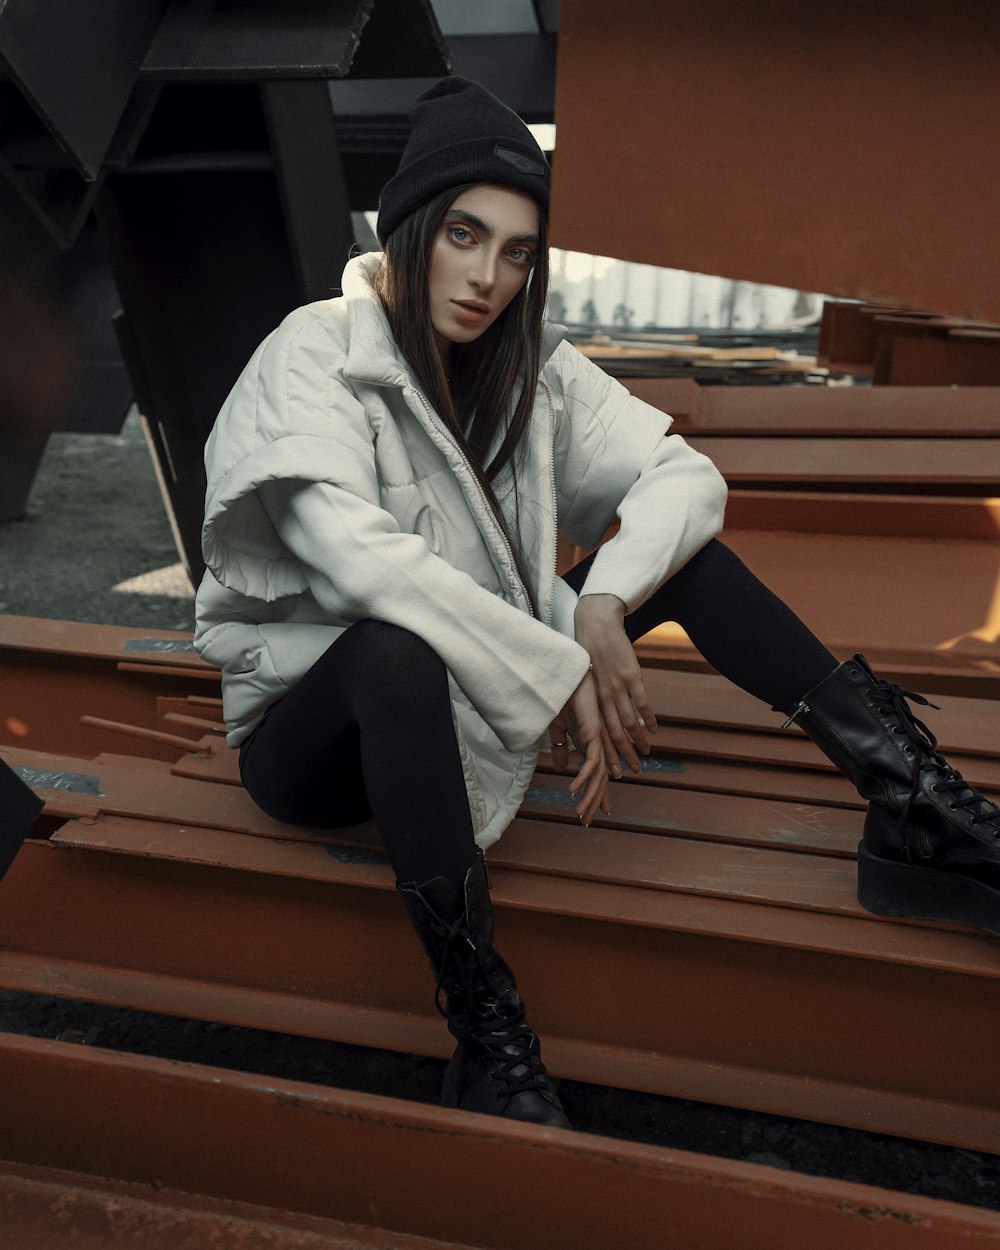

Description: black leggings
[239,539,836,888]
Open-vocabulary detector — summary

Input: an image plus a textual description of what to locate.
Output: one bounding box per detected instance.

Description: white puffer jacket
[194,253,727,848]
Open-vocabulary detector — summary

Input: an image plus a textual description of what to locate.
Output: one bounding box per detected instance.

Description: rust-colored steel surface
[628,381,1000,438]
[635,523,1000,695]
[553,0,1000,321]
[551,378,1000,691]
[3,620,1000,1241]
[4,703,1000,1153]
[2,1033,1000,1250]
[0,616,214,759]
[817,303,1000,385]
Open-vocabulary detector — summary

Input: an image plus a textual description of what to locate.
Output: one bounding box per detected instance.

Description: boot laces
[428,915,552,1097]
[872,678,1000,837]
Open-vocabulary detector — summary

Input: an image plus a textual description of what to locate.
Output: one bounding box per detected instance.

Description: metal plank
[0,0,166,180]
[0,613,204,665]
[722,491,1000,543]
[144,0,369,80]
[687,437,1000,486]
[525,766,866,842]
[640,668,1000,756]
[552,0,1000,322]
[0,1158,461,1250]
[639,528,1000,678]
[144,0,449,82]
[3,816,1000,1151]
[625,380,1000,437]
[886,331,1000,386]
[5,1034,1000,1250]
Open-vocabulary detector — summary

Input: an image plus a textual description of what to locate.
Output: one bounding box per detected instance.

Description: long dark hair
[374,185,549,615]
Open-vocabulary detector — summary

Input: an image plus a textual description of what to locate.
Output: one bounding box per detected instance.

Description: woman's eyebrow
[447,209,539,246]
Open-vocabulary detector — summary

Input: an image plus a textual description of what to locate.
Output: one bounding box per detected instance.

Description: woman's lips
[451,301,490,325]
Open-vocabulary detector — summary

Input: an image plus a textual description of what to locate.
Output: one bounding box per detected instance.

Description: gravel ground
[0,410,196,629]
[2,417,998,1213]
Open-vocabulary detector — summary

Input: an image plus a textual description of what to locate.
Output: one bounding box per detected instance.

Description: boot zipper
[780,700,811,730]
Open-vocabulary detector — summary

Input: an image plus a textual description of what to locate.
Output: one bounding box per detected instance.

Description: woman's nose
[469,249,498,291]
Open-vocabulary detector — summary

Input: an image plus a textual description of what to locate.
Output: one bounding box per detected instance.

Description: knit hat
[376,77,550,244]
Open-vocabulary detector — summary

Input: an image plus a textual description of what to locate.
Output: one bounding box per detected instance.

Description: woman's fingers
[599,694,644,775]
[548,711,572,773]
[602,726,621,778]
[569,732,609,825]
[595,668,660,774]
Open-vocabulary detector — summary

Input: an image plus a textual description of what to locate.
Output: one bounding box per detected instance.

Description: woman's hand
[573,593,658,776]
[548,669,612,826]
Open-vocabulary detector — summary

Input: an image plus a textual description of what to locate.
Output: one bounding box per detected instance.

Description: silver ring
[551,739,567,748]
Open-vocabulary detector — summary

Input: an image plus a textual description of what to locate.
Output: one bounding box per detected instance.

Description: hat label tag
[494,146,545,176]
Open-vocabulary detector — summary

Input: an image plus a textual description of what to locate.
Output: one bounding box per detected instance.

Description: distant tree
[546,290,567,323]
[580,298,599,329]
[612,302,634,329]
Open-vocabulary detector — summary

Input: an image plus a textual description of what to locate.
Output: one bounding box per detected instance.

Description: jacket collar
[341,252,566,387]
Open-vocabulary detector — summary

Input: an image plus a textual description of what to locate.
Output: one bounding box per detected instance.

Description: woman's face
[427,184,540,357]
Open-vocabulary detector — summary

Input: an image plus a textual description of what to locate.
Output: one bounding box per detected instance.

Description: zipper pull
[780,700,810,730]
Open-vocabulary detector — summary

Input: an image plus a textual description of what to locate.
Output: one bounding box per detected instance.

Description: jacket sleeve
[257,478,591,753]
[548,341,728,612]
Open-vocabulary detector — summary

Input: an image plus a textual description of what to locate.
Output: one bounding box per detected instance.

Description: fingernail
[613,768,622,779]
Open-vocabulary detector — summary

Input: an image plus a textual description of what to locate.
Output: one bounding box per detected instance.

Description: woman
[195,77,1000,1130]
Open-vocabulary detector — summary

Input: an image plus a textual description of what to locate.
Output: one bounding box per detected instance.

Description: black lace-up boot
[397,851,571,1127]
[782,653,1000,935]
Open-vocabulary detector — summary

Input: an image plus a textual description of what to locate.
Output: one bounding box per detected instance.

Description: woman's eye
[448,226,471,243]
[508,247,534,265]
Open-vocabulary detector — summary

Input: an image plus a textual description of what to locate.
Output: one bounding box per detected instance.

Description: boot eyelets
[850,668,860,677]
[903,746,914,755]
[948,802,957,811]
[931,783,940,792]
[970,817,980,826]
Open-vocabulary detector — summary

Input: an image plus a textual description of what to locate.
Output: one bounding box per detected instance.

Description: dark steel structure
[0,0,557,559]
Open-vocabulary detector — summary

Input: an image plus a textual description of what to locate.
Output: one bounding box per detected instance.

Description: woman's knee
[340,620,448,701]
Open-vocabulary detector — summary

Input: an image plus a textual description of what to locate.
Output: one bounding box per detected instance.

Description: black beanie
[376,77,550,244]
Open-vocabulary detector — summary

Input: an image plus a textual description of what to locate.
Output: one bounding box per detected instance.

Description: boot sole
[857,842,1000,937]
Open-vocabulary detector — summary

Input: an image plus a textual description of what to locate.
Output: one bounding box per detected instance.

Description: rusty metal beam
[2,811,1000,1153]
[552,0,1000,322]
[4,1032,1000,1249]
[625,382,1000,438]
[0,615,215,759]
[636,527,1000,693]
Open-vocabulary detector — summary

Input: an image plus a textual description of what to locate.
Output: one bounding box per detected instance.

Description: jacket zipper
[546,389,558,626]
[409,387,536,619]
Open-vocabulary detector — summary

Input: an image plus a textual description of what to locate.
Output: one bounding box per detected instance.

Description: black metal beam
[0,0,167,180]
[263,81,356,303]
[346,0,450,79]
[0,759,42,879]
[99,168,303,580]
[144,0,448,82]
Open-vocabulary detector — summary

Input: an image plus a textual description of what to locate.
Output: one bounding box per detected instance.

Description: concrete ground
[0,409,196,631]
